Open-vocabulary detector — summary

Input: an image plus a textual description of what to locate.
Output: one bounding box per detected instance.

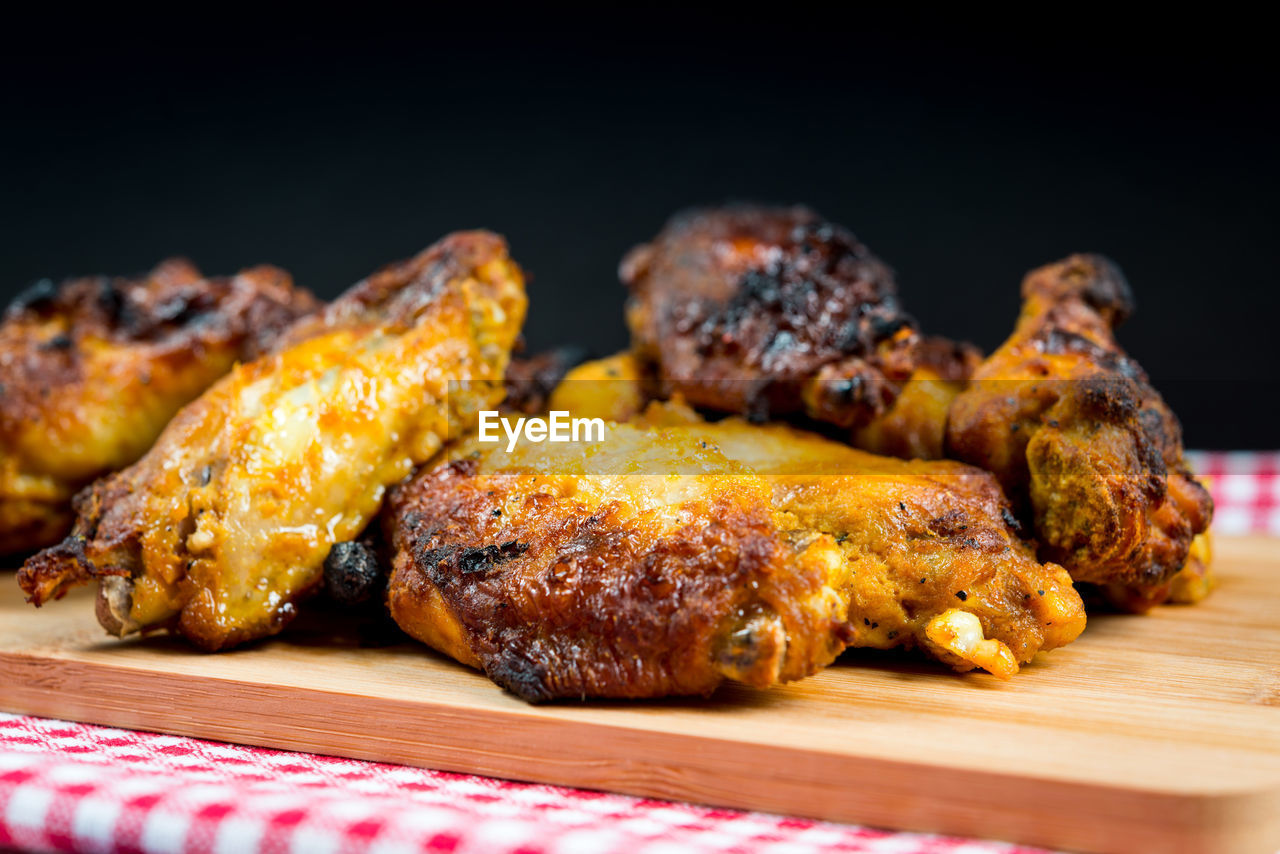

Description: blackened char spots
[416,540,529,579]
[503,347,588,414]
[1073,254,1134,322]
[323,540,386,606]
[1000,506,1024,536]
[487,648,554,703]
[96,279,125,322]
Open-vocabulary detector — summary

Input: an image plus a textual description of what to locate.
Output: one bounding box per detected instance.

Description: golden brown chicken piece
[622,205,920,428]
[384,404,1084,701]
[946,254,1213,592]
[19,232,526,650]
[544,350,656,424]
[1097,532,1214,612]
[0,260,318,555]
[385,424,852,701]
[670,414,1084,678]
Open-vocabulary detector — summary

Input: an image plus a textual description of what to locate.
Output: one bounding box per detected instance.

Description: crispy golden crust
[384,406,1084,700]
[694,418,1085,676]
[0,260,318,555]
[946,254,1213,588]
[1098,529,1215,613]
[19,232,527,650]
[385,427,851,701]
[622,205,918,427]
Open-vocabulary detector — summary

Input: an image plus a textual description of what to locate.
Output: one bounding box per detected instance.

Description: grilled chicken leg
[946,254,1213,594]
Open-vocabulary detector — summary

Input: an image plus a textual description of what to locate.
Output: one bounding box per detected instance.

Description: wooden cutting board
[2,535,1278,854]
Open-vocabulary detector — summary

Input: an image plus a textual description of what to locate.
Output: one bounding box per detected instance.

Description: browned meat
[0,259,318,554]
[19,232,526,650]
[852,335,982,460]
[382,407,1084,701]
[622,205,918,427]
[946,254,1213,591]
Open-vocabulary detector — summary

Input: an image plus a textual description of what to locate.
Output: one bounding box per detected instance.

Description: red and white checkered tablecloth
[2,452,1276,854]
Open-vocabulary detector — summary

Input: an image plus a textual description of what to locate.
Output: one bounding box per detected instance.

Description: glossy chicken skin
[544,350,655,424]
[672,415,1085,678]
[946,254,1213,590]
[385,404,1084,700]
[385,424,852,701]
[20,232,526,650]
[622,205,919,428]
[0,260,317,554]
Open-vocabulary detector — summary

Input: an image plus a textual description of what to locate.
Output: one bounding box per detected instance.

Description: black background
[2,10,1274,448]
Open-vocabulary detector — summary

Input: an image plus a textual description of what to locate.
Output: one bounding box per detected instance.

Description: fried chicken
[545,335,980,463]
[19,232,527,650]
[946,254,1213,592]
[384,404,1084,701]
[0,259,318,555]
[1097,532,1214,612]
[672,413,1084,679]
[622,205,919,428]
[385,423,852,701]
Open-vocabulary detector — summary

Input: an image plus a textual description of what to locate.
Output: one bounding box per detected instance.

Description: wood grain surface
[2,535,1278,854]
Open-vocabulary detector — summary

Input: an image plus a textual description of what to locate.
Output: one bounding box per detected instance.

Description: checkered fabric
[1186,451,1280,536]
[0,715,1048,854]
[2,453,1275,854]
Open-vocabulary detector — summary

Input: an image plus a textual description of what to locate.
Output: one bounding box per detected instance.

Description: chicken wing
[622,205,919,428]
[547,335,979,463]
[674,415,1085,678]
[946,254,1213,591]
[19,232,527,650]
[384,405,1084,700]
[0,260,317,555]
[385,424,852,700]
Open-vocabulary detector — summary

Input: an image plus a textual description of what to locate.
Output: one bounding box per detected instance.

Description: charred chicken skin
[385,423,852,701]
[384,402,1084,701]
[619,204,988,460]
[19,232,526,650]
[622,205,920,429]
[946,254,1213,592]
[0,260,318,555]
